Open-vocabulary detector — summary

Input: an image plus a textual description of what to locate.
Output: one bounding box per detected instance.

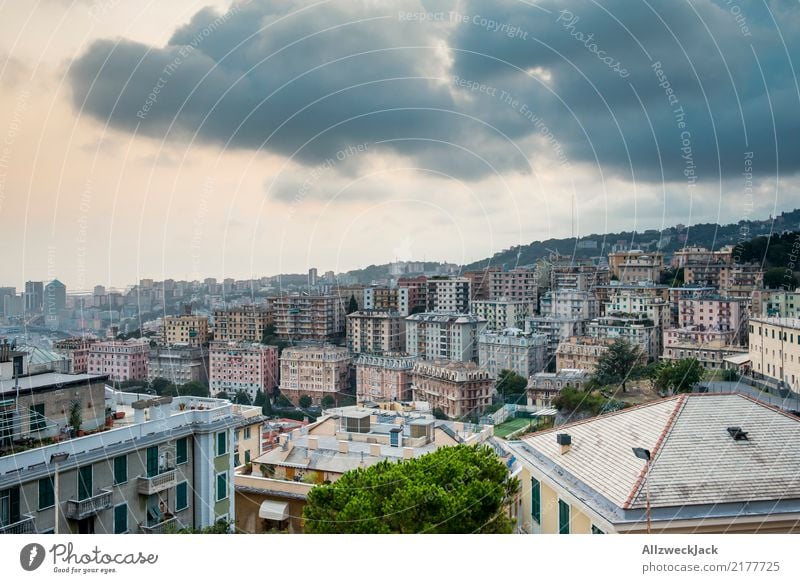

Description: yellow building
[164,314,209,347]
[507,393,800,534]
[749,317,800,393]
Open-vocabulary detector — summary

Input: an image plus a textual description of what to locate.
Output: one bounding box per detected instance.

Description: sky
[0,0,798,290]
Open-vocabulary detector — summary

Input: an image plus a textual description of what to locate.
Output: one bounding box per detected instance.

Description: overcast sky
[1,0,798,290]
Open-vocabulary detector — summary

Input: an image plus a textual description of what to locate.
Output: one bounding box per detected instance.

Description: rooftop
[0,372,108,396]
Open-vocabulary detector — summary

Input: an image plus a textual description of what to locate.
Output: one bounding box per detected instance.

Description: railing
[0,514,35,534]
[65,489,113,520]
[137,468,177,495]
[139,516,178,534]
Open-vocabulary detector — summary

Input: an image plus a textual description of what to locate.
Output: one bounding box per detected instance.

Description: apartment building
[148,344,209,386]
[397,276,428,314]
[606,290,670,330]
[363,286,410,316]
[213,306,272,343]
[749,317,800,393]
[209,342,279,400]
[53,337,99,374]
[595,282,670,306]
[526,369,589,408]
[752,288,800,318]
[508,394,800,533]
[678,295,748,343]
[550,264,609,292]
[355,353,417,403]
[346,310,406,355]
[670,245,735,269]
[608,250,664,284]
[587,314,660,361]
[0,388,254,534]
[539,289,599,321]
[405,312,487,362]
[683,262,763,294]
[489,268,538,302]
[426,277,471,313]
[273,295,345,341]
[555,337,614,373]
[278,345,351,406]
[526,316,587,358]
[87,340,149,382]
[463,267,499,300]
[410,360,493,419]
[478,328,547,379]
[234,407,492,533]
[662,334,747,370]
[471,299,535,331]
[667,285,716,327]
[163,314,209,347]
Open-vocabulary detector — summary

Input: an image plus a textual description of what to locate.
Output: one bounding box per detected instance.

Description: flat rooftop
[0,372,107,396]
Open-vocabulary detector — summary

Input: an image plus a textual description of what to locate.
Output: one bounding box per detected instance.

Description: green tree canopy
[179,380,210,398]
[495,369,528,403]
[303,445,519,533]
[346,294,359,314]
[592,339,642,391]
[763,266,798,290]
[321,394,336,408]
[654,358,703,393]
[299,394,313,409]
[233,390,252,405]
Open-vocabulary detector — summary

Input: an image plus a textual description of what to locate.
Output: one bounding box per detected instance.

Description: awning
[258,500,289,521]
[723,353,751,366]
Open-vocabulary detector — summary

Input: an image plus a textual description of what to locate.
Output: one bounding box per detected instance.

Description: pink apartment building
[53,337,98,374]
[209,341,279,401]
[677,295,748,343]
[355,353,416,403]
[87,339,149,381]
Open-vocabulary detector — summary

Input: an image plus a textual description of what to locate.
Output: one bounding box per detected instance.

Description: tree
[275,392,294,408]
[68,399,83,434]
[174,519,233,534]
[431,407,448,420]
[347,294,358,315]
[150,377,175,396]
[495,369,527,403]
[764,266,798,290]
[179,381,210,398]
[254,390,273,415]
[654,358,703,393]
[233,391,252,405]
[592,339,641,391]
[299,394,313,409]
[303,445,519,533]
[321,395,336,408]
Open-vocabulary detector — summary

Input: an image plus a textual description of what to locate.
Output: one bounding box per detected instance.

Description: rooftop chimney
[369,443,381,456]
[402,447,414,460]
[338,440,349,453]
[307,436,319,450]
[556,433,572,454]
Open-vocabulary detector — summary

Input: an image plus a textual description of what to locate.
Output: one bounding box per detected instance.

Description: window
[558,499,570,534]
[176,482,188,511]
[77,466,93,501]
[114,504,128,534]
[216,432,227,456]
[244,450,251,464]
[113,455,127,485]
[216,472,228,501]
[146,446,159,478]
[38,476,54,510]
[30,403,46,431]
[244,426,251,440]
[530,477,541,524]
[176,437,188,465]
[591,524,605,534]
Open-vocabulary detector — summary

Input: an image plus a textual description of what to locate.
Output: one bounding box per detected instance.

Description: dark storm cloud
[68,0,800,185]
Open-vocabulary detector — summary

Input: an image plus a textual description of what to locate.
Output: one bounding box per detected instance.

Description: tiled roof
[516,394,800,511]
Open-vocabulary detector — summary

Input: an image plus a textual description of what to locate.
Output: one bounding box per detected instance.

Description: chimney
[338,440,349,453]
[369,443,381,456]
[402,447,414,460]
[307,436,318,450]
[556,433,572,454]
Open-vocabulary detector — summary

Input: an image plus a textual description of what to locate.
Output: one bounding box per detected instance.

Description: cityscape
[1,2,800,573]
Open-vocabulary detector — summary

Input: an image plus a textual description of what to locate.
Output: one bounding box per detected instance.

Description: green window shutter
[217,432,227,456]
[591,525,605,534]
[176,437,188,465]
[244,450,250,464]
[114,504,128,534]
[77,466,92,501]
[558,499,570,534]
[176,482,188,511]
[113,455,127,485]
[234,453,240,467]
[38,476,54,510]
[30,404,45,431]
[146,446,159,477]
[216,473,227,501]
[530,477,541,524]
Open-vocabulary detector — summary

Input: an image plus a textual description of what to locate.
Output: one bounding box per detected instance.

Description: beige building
[279,345,351,406]
[234,407,492,533]
[555,337,613,373]
[608,250,664,284]
[471,299,535,331]
[213,306,272,343]
[410,360,493,419]
[507,394,800,533]
[526,369,589,408]
[749,317,800,393]
[164,314,209,347]
[273,295,345,341]
[355,353,416,403]
[346,310,406,355]
[683,262,763,294]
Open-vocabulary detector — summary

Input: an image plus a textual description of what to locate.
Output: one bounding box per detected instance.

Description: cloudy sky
[1,0,798,290]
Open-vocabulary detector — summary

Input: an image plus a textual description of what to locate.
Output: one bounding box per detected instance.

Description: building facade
[471,299,535,332]
[148,345,209,386]
[526,369,589,408]
[346,310,406,355]
[749,317,800,393]
[278,345,351,406]
[164,314,209,347]
[410,360,493,419]
[273,295,345,341]
[355,353,417,403]
[209,342,279,400]
[405,312,487,362]
[53,338,99,374]
[426,278,471,313]
[478,329,547,379]
[213,306,272,343]
[87,340,149,382]
[555,337,613,373]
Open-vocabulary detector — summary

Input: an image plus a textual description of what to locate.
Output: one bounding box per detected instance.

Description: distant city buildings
[608,250,663,284]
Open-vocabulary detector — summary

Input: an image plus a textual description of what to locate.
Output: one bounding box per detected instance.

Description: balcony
[65,489,113,520]
[139,515,178,534]
[137,468,177,495]
[0,514,36,534]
